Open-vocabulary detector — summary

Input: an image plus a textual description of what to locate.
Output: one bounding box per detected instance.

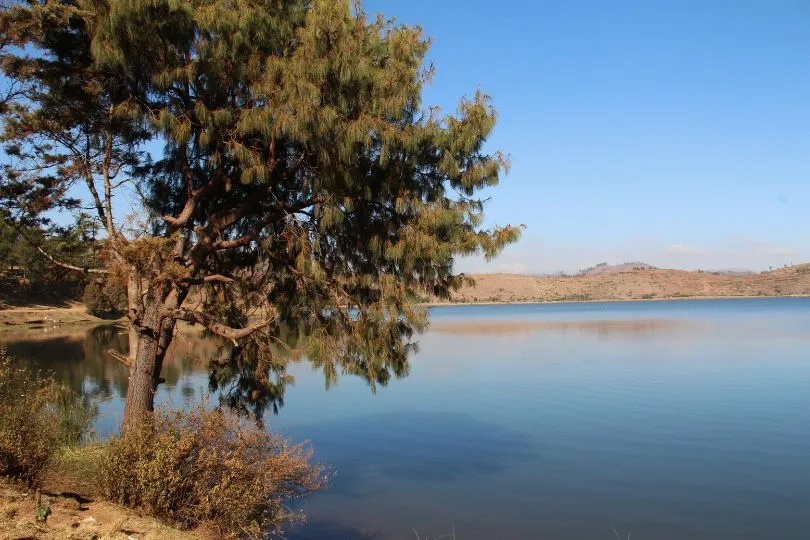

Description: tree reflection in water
[2,325,129,400]
[1,325,296,422]
[1,322,408,425]
[1,325,220,401]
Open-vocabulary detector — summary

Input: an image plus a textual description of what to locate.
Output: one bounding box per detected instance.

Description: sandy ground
[0,303,124,332]
[0,479,202,540]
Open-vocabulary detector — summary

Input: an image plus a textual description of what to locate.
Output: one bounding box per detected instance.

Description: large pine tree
[0,0,520,432]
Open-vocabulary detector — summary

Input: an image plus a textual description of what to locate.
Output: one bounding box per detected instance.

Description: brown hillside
[450,264,810,303]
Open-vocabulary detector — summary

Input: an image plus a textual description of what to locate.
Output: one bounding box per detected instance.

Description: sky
[14,1,806,274]
[366,0,810,274]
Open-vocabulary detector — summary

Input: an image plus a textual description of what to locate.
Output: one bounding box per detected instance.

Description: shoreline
[0,304,125,332]
[3,294,808,331]
[422,293,810,308]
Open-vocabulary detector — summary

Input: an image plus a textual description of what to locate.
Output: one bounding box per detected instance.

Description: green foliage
[0,349,96,485]
[82,279,127,319]
[101,402,326,538]
[0,216,101,304]
[35,502,51,523]
[1,0,521,421]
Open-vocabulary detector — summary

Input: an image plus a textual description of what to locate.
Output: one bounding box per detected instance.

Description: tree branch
[185,273,236,284]
[81,162,108,228]
[101,129,116,238]
[107,348,131,368]
[35,245,108,274]
[11,223,107,274]
[210,198,318,251]
[162,144,226,230]
[212,228,262,250]
[161,307,276,341]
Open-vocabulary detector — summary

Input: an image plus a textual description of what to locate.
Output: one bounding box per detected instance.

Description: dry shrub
[0,349,96,484]
[101,402,327,538]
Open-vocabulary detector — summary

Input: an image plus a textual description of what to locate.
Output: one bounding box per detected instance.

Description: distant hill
[578,262,656,276]
[447,263,810,303]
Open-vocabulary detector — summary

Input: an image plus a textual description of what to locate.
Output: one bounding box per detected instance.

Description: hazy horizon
[458,256,803,276]
[456,239,805,275]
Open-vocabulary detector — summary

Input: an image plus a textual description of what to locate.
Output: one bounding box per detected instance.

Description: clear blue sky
[366,0,809,273]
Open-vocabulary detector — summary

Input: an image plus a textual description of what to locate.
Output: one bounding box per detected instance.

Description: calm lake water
[3,298,810,539]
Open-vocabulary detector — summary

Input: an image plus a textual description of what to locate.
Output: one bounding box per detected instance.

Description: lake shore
[4,297,809,539]
[0,303,125,332]
[422,293,810,307]
[3,293,809,332]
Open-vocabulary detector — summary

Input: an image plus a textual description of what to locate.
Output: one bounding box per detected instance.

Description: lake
[3,298,810,539]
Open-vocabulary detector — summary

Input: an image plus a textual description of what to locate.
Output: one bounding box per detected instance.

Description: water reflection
[289,412,534,498]
[429,318,691,336]
[0,325,229,402]
[0,324,326,431]
[283,518,381,540]
[1,325,130,399]
[3,299,810,540]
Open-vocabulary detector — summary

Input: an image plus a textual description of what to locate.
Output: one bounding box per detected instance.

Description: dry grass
[101,402,327,538]
[0,350,96,485]
[447,263,810,303]
[1,400,326,539]
[42,444,106,498]
[1,348,325,538]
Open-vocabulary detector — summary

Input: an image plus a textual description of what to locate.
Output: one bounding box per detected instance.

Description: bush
[0,350,96,484]
[82,279,127,319]
[101,402,327,538]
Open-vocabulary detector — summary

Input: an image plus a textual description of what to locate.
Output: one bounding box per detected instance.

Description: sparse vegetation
[448,263,810,304]
[101,402,327,538]
[0,350,96,485]
[0,476,200,539]
[551,293,592,302]
[0,348,324,537]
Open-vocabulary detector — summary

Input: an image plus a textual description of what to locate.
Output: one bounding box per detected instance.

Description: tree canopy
[0,0,520,429]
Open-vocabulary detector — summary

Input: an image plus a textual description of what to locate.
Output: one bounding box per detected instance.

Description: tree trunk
[126,271,142,363]
[128,326,139,363]
[121,328,160,434]
[120,280,186,435]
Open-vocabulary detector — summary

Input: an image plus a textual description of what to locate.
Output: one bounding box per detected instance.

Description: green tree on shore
[0,0,520,432]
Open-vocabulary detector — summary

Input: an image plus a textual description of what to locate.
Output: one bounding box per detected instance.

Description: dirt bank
[0,479,203,540]
[0,304,124,332]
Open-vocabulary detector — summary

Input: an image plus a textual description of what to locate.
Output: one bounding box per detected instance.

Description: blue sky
[366,0,809,273]
[22,1,806,274]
